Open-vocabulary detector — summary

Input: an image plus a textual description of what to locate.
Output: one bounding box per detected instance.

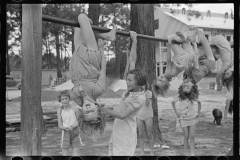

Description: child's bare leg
[62,148,69,156]
[145,118,154,155]
[93,24,117,41]
[182,127,189,154]
[77,14,98,50]
[189,123,196,156]
[198,32,215,61]
[137,118,145,155]
[182,42,193,51]
[223,99,231,126]
[170,44,186,56]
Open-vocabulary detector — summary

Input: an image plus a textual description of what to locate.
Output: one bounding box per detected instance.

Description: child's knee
[78,13,88,22]
[138,133,144,139]
[147,133,153,139]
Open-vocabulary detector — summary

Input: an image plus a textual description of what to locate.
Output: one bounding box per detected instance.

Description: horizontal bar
[42,14,168,42]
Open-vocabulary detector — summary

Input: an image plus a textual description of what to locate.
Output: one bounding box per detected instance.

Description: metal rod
[42,14,168,42]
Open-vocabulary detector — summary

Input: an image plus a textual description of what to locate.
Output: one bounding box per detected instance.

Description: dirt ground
[6,84,233,156]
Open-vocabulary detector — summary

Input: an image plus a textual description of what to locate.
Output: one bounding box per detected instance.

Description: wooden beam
[21,4,43,156]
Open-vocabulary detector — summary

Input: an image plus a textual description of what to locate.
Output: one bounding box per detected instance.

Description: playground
[6,77,233,156]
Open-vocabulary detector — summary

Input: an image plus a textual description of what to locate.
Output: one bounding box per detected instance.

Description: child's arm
[145,91,152,107]
[172,97,180,117]
[164,43,173,76]
[98,39,107,90]
[102,106,133,120]
[167,33,187,44]
[192,42,199,69]
[129,31,137,71]
[57,109,68,130]
[219,54,231,75]
[195,99,201,117]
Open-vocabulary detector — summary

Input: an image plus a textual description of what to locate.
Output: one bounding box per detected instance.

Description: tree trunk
[55,33,62,78]
[130,4,163,145]
[21,4,43,155]
[88,4,100,26]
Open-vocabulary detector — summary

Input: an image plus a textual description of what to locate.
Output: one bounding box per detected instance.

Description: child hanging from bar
[182,27,217,84]
[172,79,201,156]
[101,31,147,156]
[152,26,217,96]
[152,27,200,96]
[209,34,233,87]
[68,13,117,140]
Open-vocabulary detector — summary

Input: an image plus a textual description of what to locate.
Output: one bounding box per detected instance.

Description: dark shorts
[183,56,216,83]
[61,127,81,149]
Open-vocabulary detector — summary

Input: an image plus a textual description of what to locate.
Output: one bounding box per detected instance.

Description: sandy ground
[6,94,233,156]
[5,77,233,156]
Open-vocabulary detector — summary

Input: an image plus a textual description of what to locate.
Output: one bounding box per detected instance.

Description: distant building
[154,7,234,77]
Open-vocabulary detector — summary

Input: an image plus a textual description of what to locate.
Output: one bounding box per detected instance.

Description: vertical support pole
[21,4,43,156]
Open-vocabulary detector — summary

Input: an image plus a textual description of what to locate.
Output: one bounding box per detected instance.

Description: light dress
[136,90,153,121]
[108,90,145,156]
[174,98,198,128]
[69,43,106,101]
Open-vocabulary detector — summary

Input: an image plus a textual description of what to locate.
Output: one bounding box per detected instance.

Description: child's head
[222,70,233,90]
[78,100,107,141]
[58,90,71,105]
[126,69,147,91]
[152,74,170,97]
[178,79,199,102]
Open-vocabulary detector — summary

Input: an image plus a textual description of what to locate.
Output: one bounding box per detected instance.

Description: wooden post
[21,4,43,156]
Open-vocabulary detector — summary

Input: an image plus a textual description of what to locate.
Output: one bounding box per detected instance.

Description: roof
[164,11,234,30]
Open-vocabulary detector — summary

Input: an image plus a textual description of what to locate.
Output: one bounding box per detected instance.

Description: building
[154,7,234,77]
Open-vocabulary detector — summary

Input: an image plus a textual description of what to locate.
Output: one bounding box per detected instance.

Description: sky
[9,3,234,59]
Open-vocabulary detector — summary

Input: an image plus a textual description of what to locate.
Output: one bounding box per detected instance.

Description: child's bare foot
[150,151,154,156]
[107,24,117,41]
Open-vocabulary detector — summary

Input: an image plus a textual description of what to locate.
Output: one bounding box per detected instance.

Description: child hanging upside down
[152,27,201,96]
[183,27,216,84]
[68,13,117,140]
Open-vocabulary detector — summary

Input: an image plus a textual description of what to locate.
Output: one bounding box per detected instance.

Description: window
[162,62,166,74]
[156,62,160,77]
[226,35,231,42]
[205,34,209,41]
[154,19,159,30]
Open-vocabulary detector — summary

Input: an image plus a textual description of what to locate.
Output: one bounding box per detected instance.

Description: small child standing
[172,79,201,156]
[57,90,81,156]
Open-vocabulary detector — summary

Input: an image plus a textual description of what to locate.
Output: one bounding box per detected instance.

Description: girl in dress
[172,79,201,156]
[101,31,147,156]
[68,13,117,140]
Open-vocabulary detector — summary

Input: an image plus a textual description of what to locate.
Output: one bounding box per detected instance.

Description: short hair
[152,80,170,97]
[127,69,147,87]
[124,69,147,99]
[58,90,70,102]
[221,70,233,91]
[178,83,199,103]
[78,103,107,141]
